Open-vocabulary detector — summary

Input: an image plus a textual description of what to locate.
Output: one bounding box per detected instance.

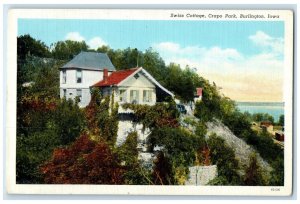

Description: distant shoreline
[236,101,284,106]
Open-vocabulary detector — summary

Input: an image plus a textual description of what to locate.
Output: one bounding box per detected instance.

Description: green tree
[244,153,267,186]
[207,134,242,185]
[278,114,284,126]
[85,89,119,145]
[117,132,151,184]
[53,98,86,145]
[51,40,89,60]
[17,34,51,61]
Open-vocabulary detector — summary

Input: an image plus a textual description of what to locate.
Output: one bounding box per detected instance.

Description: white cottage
[92,67,174,107]
[59,51,116,107]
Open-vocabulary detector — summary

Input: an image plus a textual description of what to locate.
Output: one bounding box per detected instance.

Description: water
[236,102,284,122]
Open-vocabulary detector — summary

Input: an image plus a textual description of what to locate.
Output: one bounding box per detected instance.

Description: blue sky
[18,19,285,102]
[18,19,283,55]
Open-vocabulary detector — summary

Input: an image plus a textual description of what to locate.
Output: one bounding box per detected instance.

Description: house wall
[116,73,156,105]
[59,69,113,107]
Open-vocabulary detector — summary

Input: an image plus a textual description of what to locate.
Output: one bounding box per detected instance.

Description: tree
[244,153,267,186]
[53,98,86,145]
[17,34,51,61]
[117,132,151,184]
[207,134,242,185]
[51,40,89,60]
[278,114,284,126]
[152,151,174,185]
[84,88,119,144]
[41,134,125,184]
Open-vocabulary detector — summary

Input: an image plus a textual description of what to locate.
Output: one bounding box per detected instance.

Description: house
[59,51,116,107]
[275,131,284,141]
[194,87,203,103]
[260,120,273,133]
[92,67,174,108]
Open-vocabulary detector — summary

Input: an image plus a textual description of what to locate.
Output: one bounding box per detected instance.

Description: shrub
[122,102,179,130]
[41,134,125,184]
[244,153,268,186]
[85,89,119,144]
[207,134,242,185]
[152,152,174,185]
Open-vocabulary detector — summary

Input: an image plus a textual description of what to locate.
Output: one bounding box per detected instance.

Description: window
[130,90,139,104]
[76,89,82,102]
[76,69,82,83]
[62,70,66,84]
[119,90,127,102]
[63,89,67,98]
[143,90,152,103]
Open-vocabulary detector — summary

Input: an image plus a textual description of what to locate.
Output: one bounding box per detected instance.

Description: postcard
[5,9,294,196]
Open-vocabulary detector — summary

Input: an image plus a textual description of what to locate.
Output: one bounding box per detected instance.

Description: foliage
[17,34,51,61]
[207,134,242,185]
[17,56,63,104]
[152,152,174,185]
[147,127,206,184]
[16,96,86,183]
[122,102,179,130]
[252,113,275,124]
[193,79,236,122]
[269,155,284,186]
[51,40,89,60]
[53,98,86,145]
[17,128,60,183]
[244,153,268,186]
[85,88,119,144]
[117,132,152,184]
[41,134,125,184]
[278,114,284,126]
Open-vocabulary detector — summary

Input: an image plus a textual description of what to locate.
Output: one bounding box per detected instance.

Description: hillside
[16,35,284,186]
[206,119,272,178]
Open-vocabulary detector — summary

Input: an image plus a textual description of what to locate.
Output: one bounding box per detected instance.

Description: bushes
[244,153,267,186]
[117,132,151,185]
[85,89,119,144]
[16,97,86,183]
[147,127,206,184]
[207,134,242,185]
[122,102,179,130]
[54,98,85,145]
[41,134,125,184]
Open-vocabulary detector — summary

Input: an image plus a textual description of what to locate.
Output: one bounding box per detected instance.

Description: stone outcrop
[206,119,273,177]
[185,165,218,185]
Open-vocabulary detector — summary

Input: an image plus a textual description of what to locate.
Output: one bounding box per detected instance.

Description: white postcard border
[6,9,294,196]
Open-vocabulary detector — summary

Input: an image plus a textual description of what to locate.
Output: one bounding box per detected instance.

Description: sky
[18,19,285,102]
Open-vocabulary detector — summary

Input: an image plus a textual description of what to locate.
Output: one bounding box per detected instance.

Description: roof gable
[92,68,139,87]
[92,67,174,97]
[61,51,116,71]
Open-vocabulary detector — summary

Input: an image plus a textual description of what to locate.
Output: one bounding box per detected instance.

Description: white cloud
[65,32,85,42]
[249,31,284,55]
[87,37,107,49]
[152,33,284,102]
[65,32,107,50]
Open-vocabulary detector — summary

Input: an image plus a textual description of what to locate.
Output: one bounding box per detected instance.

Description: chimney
[103,68,108,82]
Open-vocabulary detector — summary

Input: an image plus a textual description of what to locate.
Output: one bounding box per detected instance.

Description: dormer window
[76,69,82,83]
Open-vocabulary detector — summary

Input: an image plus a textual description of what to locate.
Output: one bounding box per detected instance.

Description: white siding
[59,69,113,107]
[116,73,156,105]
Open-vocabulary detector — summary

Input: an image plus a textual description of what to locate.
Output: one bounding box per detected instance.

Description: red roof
[92,68,139,87]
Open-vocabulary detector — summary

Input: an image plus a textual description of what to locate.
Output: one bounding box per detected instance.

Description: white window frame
[130,90,139,104]
[62,70,66,84]
[76,69,82,83]
[119,89,127,103]
[143,90,152,103]
[63,89,67,98]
